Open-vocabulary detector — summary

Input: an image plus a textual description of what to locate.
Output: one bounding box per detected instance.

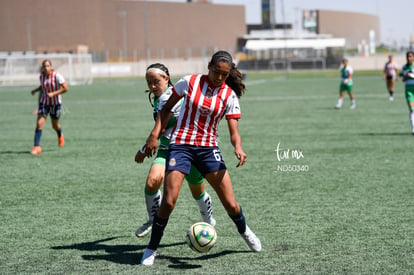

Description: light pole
[26,19,32,51]
[144,0,149,66]
[119,11,127,61]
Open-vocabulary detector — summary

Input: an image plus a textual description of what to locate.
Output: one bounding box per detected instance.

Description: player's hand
[134,145,146,163]
[145,135,158,157]
[47,92,55,98]
[235,148,247,167]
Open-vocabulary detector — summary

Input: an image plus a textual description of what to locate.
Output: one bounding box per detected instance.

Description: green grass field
[1,72,413,274]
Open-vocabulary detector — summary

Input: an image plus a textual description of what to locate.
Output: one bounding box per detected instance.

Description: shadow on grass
[0,150,32,155]
[51,236,248,268]
[360,132,412,136]
[162,249,250,270]
[0,149,58,155]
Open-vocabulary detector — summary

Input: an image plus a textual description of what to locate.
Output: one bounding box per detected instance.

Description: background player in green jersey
[335,58,356,109]
[134,63,215,237]
[401,51,414,134]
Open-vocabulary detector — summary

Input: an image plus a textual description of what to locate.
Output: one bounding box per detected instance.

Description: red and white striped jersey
[38,71,65,106]
[170,74,241,146]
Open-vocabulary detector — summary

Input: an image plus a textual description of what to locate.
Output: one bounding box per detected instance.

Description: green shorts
[153,138,204,185]
[340,83,353,93]
[405,84,414,107]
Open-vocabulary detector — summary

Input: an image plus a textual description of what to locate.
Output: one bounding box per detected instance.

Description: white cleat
[200,211,216,227]
[241,225,262,252]
[141,248,158,266]
[135,221,152,238]
[350,103,356,110]
[206,216,216,227]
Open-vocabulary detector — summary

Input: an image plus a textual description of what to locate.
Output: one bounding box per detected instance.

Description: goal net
[0,53,93,86]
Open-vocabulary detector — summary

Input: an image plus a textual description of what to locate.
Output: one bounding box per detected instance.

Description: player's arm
[345,72,352,84]
[145,92,180,157]
[135,111,173,163]
[134,144,147,163]
[48,82,68,98]
[227,118,246,168]
[31,85,42,95]
[407,70,414,79]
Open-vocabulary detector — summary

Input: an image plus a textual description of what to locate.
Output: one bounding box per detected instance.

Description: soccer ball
[186,222,217,253]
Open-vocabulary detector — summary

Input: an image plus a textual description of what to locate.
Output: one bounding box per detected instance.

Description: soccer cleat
[141,248,158,266]
[241,225,262,252]
[350,103,356,110]
[58,134,64,147]
[30,146,42,155]
[389,96,394,101]
[135,221,152,238]
[335,103,342,109]
[202,215,216,227]
[208,217,217,227]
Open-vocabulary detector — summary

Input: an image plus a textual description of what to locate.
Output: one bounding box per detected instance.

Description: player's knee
[188,184,203,197]
[146,175,163,191]
[162,196,177,213]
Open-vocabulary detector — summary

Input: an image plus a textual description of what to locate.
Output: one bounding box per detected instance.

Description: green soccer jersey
[340,65,353,86]
[153,87,181,150]
[402,64,414,105]
[402,64,414,86]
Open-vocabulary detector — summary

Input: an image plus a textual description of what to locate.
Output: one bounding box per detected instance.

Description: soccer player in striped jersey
[30,59,68,155]
[335,58,356,109]
[384,54,399,101]
[134,63,215,238]
[140,51,261,266]
[401,51,414,134]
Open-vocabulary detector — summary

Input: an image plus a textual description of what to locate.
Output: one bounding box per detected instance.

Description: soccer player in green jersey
[401,51,414,134]
[335,58,356,109]
[134,63,215,238]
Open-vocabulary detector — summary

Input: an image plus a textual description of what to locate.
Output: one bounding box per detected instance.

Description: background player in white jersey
[335,58,356,109]
[401,51,414,134]
[30,59,68,155]
[140,51,262,266]
[134,63,215,238]
[383,54,399,101]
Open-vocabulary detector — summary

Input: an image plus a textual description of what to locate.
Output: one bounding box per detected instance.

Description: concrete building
[0,0,246,61]
[317,10,380,49]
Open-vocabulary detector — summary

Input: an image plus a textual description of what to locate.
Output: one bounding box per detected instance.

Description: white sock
[336,98,343,107]
[196,191,214,224]
[410,111,414,132]
[351,99,356,105]
[145,189,161,222]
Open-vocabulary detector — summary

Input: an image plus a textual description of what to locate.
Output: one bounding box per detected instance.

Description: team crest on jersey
[206,91,213,98]
[200,106,210,116]
[169,158,176,167]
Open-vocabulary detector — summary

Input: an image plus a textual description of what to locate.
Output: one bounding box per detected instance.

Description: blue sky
[156,0,413,48]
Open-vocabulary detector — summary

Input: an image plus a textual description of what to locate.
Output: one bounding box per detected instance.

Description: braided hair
[145,63,173,107]
[209,51,246,98]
